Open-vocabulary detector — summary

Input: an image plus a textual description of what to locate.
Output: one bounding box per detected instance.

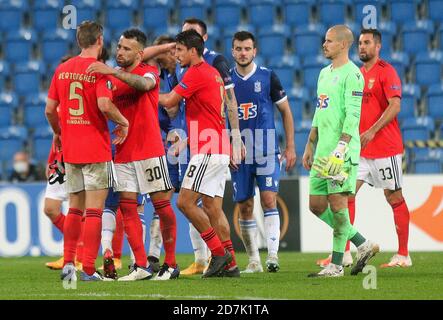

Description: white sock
[101,208,116,255]
[239,218,261,263]
[189,222,209,264]
[264,209,280,257]
[148,213,162,259]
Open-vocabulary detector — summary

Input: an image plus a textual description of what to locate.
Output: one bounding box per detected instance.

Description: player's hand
[53,133,62,152]
[312,157,349,185]
[360,128,376,149]
[280,146,296,172]
[86,62,114,75]
[324,141,348,176]
[230,136,245,171]
[302,144,314,170]
[112,125,128,145]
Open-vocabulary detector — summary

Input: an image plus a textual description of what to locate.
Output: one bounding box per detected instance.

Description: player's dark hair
[360,29,382,43]
[182,18,207,36]
[76,20,103,49]
[175,29,204,56]
[122,28,147,47]
[99,47,109,62]
[232,31,256,48]
[153,35,175,46]
[60,54,73,63]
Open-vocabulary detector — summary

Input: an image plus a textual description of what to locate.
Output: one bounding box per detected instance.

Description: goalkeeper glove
[324,141,348,176]
[312,157,349,185]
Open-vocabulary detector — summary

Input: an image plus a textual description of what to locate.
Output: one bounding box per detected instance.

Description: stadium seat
[294,120,312,157]
[286,86,309,121]
[214,0,244,29]
[382,51,409,82]
[301,55,329,90]
[439,25,443,52]
[0,60,10,90]
[0,1,24,32]
[427,83,443,120]
[401,20,434,55]
[353,0,383,26]
[41,29,70,64]
[398,84,420,120]
[378,21,397,55]
[428,0,443,22]
[68,0,100,23]
[0,126,27,162]
[222,24,256,57]
[104,1,136,33]
[33,125,54,161]
[414,51,443,87]
[142,0,170,31]
[204,25,221,51]
[179,0,209,23]
[5,29,37,63]
[413,148,442,173]
[32,1,60,32]
[257,24,290,59]
[402,116,435,141]
[293,24,325,58]
[248,0,277,28]
[318,0,346,26]
[268,55,300,91]
[283,0,313,28]
[23,92,48,128]
[13,62,45,96]
[0,93,18,127]
[389,0,418,25]
[152,25,180,40]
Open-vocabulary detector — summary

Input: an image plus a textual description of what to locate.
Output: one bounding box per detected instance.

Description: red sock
[63,208,83,266]
[222,240,237,269]
[346,197,356,252]
[112,208,124,259]
[82,208,103,276]
[75,217,85,263]
[52,213,65,233]
[153,199,177,267]
[120,199,147,267]
[391,199,410,256]
[201,228,225,257]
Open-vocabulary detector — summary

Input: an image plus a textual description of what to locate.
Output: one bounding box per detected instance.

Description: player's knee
[238,202,254,220]
[309,203,326,216]
[176,196,188,213]
[386,190,404,206]
[43,204,59,219]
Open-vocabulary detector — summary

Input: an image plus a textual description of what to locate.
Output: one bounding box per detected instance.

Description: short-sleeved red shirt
[47,56,113,163]
[111,63,165,163]
[173,61,230,156]
[360,59,403,158]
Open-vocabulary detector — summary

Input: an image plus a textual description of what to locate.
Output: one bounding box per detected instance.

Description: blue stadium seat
[13,62,45,96]
[268,55,300,91]
[402,20,434,55]
[104,1,136,32]
[41,29,70,64]
[152,25,180,40]
[402,116,435,141]
[354,0,384,25]
[34,0,63,8]
[0,60,10,90]
[378,21,397,55]
[382,51,409,82]
[414,51,443,87]
[318,0,346,26]
[257,24,290,59]
[439,25,443,52]
[179,0,209,22]
[248,0,277,27]
[0,1,24,32]
[33,126,54,162]
[301,55,329,90]
[286,86,309,121]
[428,0,443,22]
[427,83,443,120]
[398,84,420,120]
[68,0,100,23]
[293,24,325,58]
[23,92,48,128]
[5,29,37,63]
[222,24,256,57]
[0,92,18,127]
[283,0,313,28]
[389,0,418,25]
[214,0,244,29]
[203,25,221,51]
[33,1,60,32]
[294,120,312,157]
[413,149,443,174]
[0,126,27,162]
[142,0,170,31]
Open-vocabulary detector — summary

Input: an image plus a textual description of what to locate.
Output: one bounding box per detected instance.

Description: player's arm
[159,90,182,114]
[303,126,318,170]
[142,42,176,62]
[45,98,62,151]
[97,97,129,145]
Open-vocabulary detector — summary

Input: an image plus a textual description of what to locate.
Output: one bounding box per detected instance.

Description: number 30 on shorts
[145,166,162,182]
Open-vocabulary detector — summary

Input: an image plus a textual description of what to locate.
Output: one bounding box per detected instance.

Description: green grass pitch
[0,252,442,300]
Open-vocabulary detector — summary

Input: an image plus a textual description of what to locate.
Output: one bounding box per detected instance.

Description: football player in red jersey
[45,21,129,281]
[159,30,239,278]
[317,29,412,269]
[87,28,179,281]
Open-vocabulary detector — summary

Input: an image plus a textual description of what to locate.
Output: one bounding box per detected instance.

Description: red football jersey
[174,61,230,156]
[360,59,403,158]
[48,56,113,163]
[112,63,165,163]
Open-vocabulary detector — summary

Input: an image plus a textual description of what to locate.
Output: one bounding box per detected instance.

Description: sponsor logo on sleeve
[352,91,363,96]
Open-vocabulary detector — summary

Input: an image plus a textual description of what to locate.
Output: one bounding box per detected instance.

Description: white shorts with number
[45,180,68,201]
[357,154,403,190]
[181,154,230,198]
[65,161,117,193]
[115,156,173,194]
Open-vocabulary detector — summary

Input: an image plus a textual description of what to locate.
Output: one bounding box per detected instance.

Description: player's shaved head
[328,25,354,48]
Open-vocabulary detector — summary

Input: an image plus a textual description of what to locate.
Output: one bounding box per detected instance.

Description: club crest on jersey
[238,103,258,120]
[368,78,375,89]
[254,81,261,93]
[106,80,113,90]
[266,177,273,187]
[316,94,330,109]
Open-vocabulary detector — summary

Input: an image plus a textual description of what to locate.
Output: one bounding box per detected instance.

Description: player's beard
[359,52,373,62]
[235,57,253,68]
[116,58,133,68]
